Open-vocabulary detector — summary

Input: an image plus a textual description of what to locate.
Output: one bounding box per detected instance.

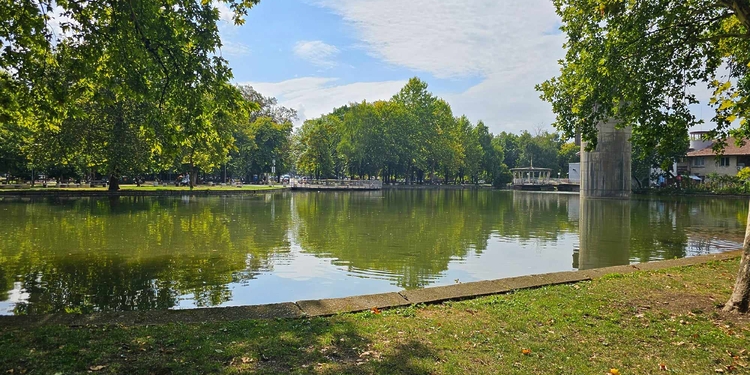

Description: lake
[0,190,746,315]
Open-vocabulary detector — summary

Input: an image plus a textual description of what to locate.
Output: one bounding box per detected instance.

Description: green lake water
[0,190,746,315]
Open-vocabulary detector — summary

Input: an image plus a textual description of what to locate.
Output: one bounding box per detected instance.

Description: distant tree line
[2,76,581,187]
[293,78,580,186]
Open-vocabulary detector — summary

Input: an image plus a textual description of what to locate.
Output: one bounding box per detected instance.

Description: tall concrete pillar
[580,120,632,198]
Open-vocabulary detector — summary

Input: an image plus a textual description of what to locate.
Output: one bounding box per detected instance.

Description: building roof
[687,138,750,157]
[510,167,552,171]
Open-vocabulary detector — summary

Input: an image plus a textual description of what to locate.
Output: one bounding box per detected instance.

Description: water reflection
[0,191,745,315]
[575,198,631,270]
[0,195,291,314]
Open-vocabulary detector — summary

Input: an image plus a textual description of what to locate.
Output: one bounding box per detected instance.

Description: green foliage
[296,115,343,179]
[0,0,263,188]
[557,142,579,173]
[295,77,525,184]
[492,164,513,187]
[738,166,750,181]
[228,85,295,182]
[537,0,750,154]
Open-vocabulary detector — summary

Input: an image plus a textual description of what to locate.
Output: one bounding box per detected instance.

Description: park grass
[1,260,749,374]
[0,184,283,193]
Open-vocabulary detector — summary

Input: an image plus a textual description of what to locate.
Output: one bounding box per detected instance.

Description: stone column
[580,119,632,198]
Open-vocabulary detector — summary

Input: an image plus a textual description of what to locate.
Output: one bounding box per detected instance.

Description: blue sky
[222,1,481,93]
[213,0,718,133]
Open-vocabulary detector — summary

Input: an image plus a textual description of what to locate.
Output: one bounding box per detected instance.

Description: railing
[291,179,383,189]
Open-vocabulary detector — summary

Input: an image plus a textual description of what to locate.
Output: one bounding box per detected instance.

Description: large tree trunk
[189,165,198,190]
[108,174,120,191]
[724,200,750,313]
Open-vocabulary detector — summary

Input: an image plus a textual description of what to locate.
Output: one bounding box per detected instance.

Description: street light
[271,158,276,186]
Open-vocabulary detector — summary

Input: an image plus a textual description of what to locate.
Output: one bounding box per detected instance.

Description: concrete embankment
[0,250,741,327]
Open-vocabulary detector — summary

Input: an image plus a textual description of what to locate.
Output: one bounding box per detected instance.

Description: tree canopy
[0,0,261,189]
[293,78,523,185]
[538,0,749,159]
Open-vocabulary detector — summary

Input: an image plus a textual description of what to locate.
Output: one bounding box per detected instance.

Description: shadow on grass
[0,313,438,375]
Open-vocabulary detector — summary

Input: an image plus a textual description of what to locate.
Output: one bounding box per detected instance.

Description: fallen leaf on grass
[359,351,381,359]
[370,307,381,314]
[89,365,107,371]
[608,369,620,375]
[522,349,532,355]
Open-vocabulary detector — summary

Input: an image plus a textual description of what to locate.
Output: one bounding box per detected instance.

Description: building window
[720,157,731,167]
[693,157,705,166]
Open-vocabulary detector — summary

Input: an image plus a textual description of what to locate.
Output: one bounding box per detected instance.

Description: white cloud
[213,1,235,23]
[240,77,407,125]
[312,0,566,134]
[221,40,251,56]
[293,40,340,68]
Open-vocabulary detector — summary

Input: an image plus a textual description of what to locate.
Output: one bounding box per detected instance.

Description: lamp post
[271,158,276,186]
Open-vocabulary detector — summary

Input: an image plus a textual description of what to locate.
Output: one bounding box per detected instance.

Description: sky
[218,0,569,134]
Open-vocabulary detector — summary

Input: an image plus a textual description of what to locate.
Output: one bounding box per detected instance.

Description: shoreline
[382,184,495,190]
[0,250,741,327]
[0,186,288,198]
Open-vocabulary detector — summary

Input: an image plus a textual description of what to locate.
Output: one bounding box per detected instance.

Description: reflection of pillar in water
[577,197,631,270]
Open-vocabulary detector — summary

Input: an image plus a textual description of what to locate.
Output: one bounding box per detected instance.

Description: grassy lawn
[1,260,749,374]
[0,184,284,193]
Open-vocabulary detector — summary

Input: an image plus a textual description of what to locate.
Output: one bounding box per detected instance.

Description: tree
[229,86,295,183]
[558,142,579,178]
[538,0,750,312]
[296,115,342,179]
[392,77,438,183]
[339,101,382,178]
[231,116,292,182]
[1,0,261,190]
[457,116,483,183]
[496,132,521,169]
[476,121,504,183]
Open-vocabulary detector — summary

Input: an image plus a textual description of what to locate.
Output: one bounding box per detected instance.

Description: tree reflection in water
[0,191,745,314]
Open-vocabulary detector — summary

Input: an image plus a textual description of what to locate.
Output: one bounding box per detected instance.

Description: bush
[493,165,513,188]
